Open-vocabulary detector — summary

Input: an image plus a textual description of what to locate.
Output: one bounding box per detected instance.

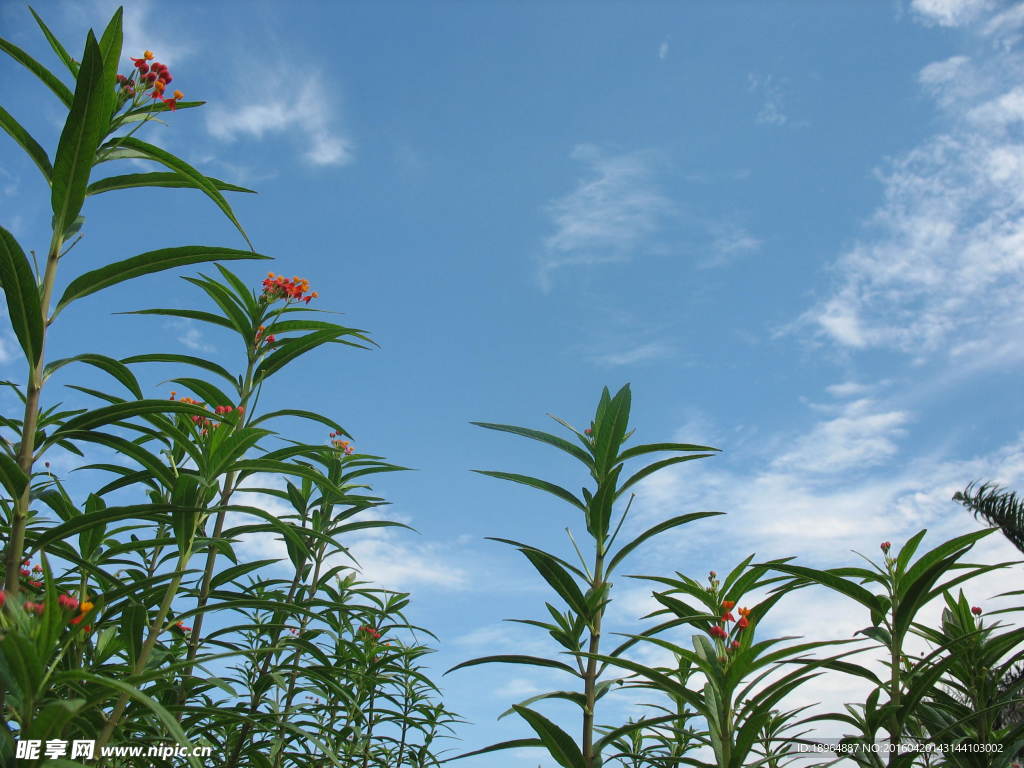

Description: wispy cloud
[748,73,789,126]
[205,64,353,167]
[770,398,910,476]
[699,220,762,268]
[540,144,672,289]
[658,39,670,60]
[78,0,193,66]
[797,7,1024,369]
[0,331,16,365]
[164,319,214,354]
[590,341,673,367]
[627,400,1024,744]
[230,484,468,592]
[911,0,994,27]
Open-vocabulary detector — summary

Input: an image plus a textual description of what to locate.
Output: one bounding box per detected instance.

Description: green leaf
[0,226,43,364]
[117,307,235,331]
[50,27,117,237]
[521,548,589,618]
[618,441,720,461]
[45,353,143,398]
[473,470,586,511]
[28,7,79,77]
[593,384,632,474]
[0,36,74,107]
[256,328,360,380]
[616,454,716,498]
[512,705,586,768]
[446,739,544,762]
[54,399,208,433]
[168,377,236,409]
[607,511,723,575]
[55,246,269,312]
[0,104,53,182]
[86,172,257,196]
[109,137,253,249]
[472,421,594,467]
[0,452,28,500]
[445,654,579,677]
[250,409,351,438]
[121,352,237,389]
[766,563,883,613]
[54,671,205,768]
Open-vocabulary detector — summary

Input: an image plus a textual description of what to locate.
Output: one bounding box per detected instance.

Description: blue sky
[2,0,1024,764]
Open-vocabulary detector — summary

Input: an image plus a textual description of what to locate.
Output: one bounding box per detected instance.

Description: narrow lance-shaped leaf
[512,705,587,768]
[473,470,586,511]
[86,172,256,196]
[255,328,364,380]
[50,27,117,236]
[607,511,724,575]
[472,421,594,467]
[0,226,43,364]
[0,105,53,182]
[108,137,253,249]
[0,36,74,107]
[54,246,269,314]
[28,7,79,77]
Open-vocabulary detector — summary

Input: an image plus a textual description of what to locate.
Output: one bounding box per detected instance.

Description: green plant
[449,384,720,767]
[767,531,1006,767]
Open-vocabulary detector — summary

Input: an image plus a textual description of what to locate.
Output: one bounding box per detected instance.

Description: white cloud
[799,17,1024,368]
[494,677,543,699]
[748,73,789,126]
[540,144,672,289]
[74,0,193,67]
[617,397,1024,749]
[771,398,910,476]
[590,341,673,367]
[825,381,871,398]
[658,40,670,60]
[206,66,353,167]
[230,483,468,592]
[165,319,214,354]
[911,0,993,27]
[699,221,762,268]
[0,331,15,364]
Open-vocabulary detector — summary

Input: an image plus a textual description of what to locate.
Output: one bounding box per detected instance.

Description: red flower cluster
[121,51,183,106]
[880,541,891,554]
[174,621,192,633]
[708,601,752,651]
[255,325,276,346]
[58,594,79,612]
[359,624,382,640]
[121,50,183,109]
[972,606,983,616]
[261,273,318,303]
[20,559,43,588]
[329,432,355,455]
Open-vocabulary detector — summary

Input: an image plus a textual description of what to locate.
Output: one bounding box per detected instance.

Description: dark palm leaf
[953,481,1024,554]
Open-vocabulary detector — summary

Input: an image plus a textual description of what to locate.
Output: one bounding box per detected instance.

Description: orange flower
[721,600,735,611]
[738,606,751,618]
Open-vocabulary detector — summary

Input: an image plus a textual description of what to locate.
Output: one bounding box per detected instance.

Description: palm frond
[953,481,1024,555]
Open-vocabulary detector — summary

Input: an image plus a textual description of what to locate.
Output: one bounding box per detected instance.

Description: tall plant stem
[582,551,605,768]
[4,231,64,595]
[96,535,198,749]
[182,359,256,676]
